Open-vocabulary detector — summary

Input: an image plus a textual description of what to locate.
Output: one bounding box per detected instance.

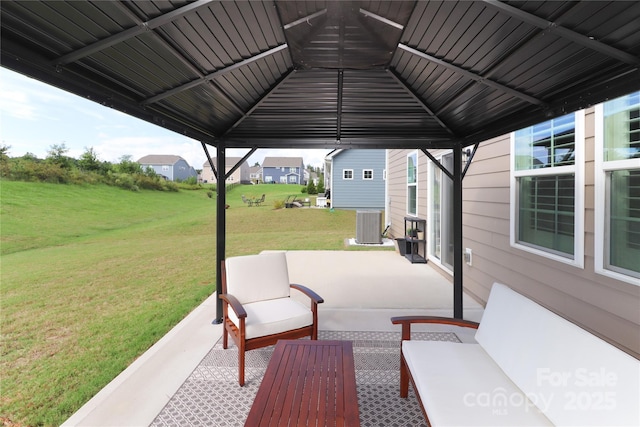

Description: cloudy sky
[0,67,330,168]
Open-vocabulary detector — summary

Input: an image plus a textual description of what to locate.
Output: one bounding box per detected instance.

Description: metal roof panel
[2,0,639,149]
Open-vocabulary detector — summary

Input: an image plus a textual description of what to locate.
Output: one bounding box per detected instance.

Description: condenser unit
[356,210,382,244]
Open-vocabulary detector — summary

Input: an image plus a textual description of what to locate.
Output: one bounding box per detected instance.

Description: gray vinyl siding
[331,149,385,210]
[172,159,197,181]
[262,166,302,184]
[140,158,196,182]
[387,106,640,357]
[387,149,429,235]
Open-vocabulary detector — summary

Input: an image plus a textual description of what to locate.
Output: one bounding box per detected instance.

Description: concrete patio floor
[63,250,484,427]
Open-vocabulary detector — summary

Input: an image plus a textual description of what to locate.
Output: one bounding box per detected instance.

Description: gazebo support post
[214,142,226,324]
[453,143,464,319]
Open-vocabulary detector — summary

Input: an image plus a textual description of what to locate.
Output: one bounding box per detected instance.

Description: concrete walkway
[63,250,483,426]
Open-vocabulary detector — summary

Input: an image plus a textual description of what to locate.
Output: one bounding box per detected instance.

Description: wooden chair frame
[390,316,480,424]
[219,260,324,386]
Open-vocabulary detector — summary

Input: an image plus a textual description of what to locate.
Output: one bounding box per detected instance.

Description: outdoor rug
[151,330,460,426]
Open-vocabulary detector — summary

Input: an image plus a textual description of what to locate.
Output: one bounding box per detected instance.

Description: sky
[0,67,331,169]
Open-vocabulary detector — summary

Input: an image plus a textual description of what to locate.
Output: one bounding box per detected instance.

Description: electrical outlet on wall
[464,248,473,266]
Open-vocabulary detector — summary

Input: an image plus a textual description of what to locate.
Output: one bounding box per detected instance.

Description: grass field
[0,181,389,426]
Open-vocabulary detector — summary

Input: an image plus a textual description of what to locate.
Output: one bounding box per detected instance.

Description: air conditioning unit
[356,210,382,244]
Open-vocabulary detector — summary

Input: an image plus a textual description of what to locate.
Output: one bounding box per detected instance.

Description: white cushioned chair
[219,252,324,386]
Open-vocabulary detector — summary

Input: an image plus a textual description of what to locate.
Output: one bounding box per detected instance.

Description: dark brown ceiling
[2,0,639,151]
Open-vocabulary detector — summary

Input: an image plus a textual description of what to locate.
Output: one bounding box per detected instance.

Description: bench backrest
[475,282,639,426]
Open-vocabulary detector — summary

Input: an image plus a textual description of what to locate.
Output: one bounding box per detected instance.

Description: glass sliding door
[429,153,454,270]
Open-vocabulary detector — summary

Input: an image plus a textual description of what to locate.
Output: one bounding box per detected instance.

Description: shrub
[134,174,165,191]
[273,200,285,209]
[306,181,317,195]
[182,176,198,185]
[107,172,138,191]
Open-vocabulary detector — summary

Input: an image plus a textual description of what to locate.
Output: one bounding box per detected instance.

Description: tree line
[0,143,194,191]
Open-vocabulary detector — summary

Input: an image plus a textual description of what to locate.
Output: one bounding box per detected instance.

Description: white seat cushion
[403,340,552,426]
[228,297,312,340]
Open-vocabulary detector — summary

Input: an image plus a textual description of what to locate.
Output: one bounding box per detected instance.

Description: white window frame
[407,151,418,216]
[509,111,585,268]
[363,169,373,180]
[343,169,353,180]
[427,153,453,274]
[594,97,640,285]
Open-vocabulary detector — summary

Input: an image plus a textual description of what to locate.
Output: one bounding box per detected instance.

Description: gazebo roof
[2,0,639,152]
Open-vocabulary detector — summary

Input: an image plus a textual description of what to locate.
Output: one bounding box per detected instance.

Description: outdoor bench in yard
[392,282,640,426]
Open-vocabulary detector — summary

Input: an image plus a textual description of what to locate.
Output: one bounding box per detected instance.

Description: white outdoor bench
[392,282,640,426]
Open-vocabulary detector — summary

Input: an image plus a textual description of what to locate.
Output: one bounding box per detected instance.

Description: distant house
[249,165,262,184]
[325,149,385,210]
[262,157,304,184]
[137,155,197,181]
[306,169,319,186]
[201,157,250,184]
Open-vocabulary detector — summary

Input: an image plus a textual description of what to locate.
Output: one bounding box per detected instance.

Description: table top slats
[245,340,360,427]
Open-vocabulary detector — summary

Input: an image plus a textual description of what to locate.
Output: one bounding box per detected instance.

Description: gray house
[137,155,197,182]
[262,157,304,184]
[325,149,385,210]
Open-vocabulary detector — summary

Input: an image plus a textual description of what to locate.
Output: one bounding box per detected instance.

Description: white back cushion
[225,252,290,304]
[476,282,640,426]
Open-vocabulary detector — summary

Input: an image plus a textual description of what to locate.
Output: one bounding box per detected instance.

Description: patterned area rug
[151,331,460,426]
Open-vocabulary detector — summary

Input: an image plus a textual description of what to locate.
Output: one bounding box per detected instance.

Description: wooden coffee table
[245,340,360,426]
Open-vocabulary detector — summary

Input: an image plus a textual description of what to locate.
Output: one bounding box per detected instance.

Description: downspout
[214,142,226,323]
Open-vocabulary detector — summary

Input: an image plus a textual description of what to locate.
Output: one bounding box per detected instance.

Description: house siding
[330,149,385,210]
[387,149,429,235]
[387,106,640,357]
[262,157,304,185]
[172,159,196,181]
[202,158,250,184]
[138,155,197,181]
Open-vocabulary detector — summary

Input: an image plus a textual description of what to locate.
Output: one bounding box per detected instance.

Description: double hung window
[511,112,584,266]
[407,152,417,215]
[595,92,640,283]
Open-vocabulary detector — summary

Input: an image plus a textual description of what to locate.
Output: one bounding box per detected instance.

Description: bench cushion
[403,340,552,426]
[228,297,312,340]
[475,282,640,426]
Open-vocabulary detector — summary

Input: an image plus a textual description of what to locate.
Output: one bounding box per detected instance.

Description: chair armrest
[290,284,324,304]
[391,316,479,340]
[219,293,247,318]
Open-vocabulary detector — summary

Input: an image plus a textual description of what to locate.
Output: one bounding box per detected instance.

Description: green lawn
[0,181,389,426]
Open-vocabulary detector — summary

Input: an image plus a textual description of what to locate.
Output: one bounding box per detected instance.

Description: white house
[201,157,251,184]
